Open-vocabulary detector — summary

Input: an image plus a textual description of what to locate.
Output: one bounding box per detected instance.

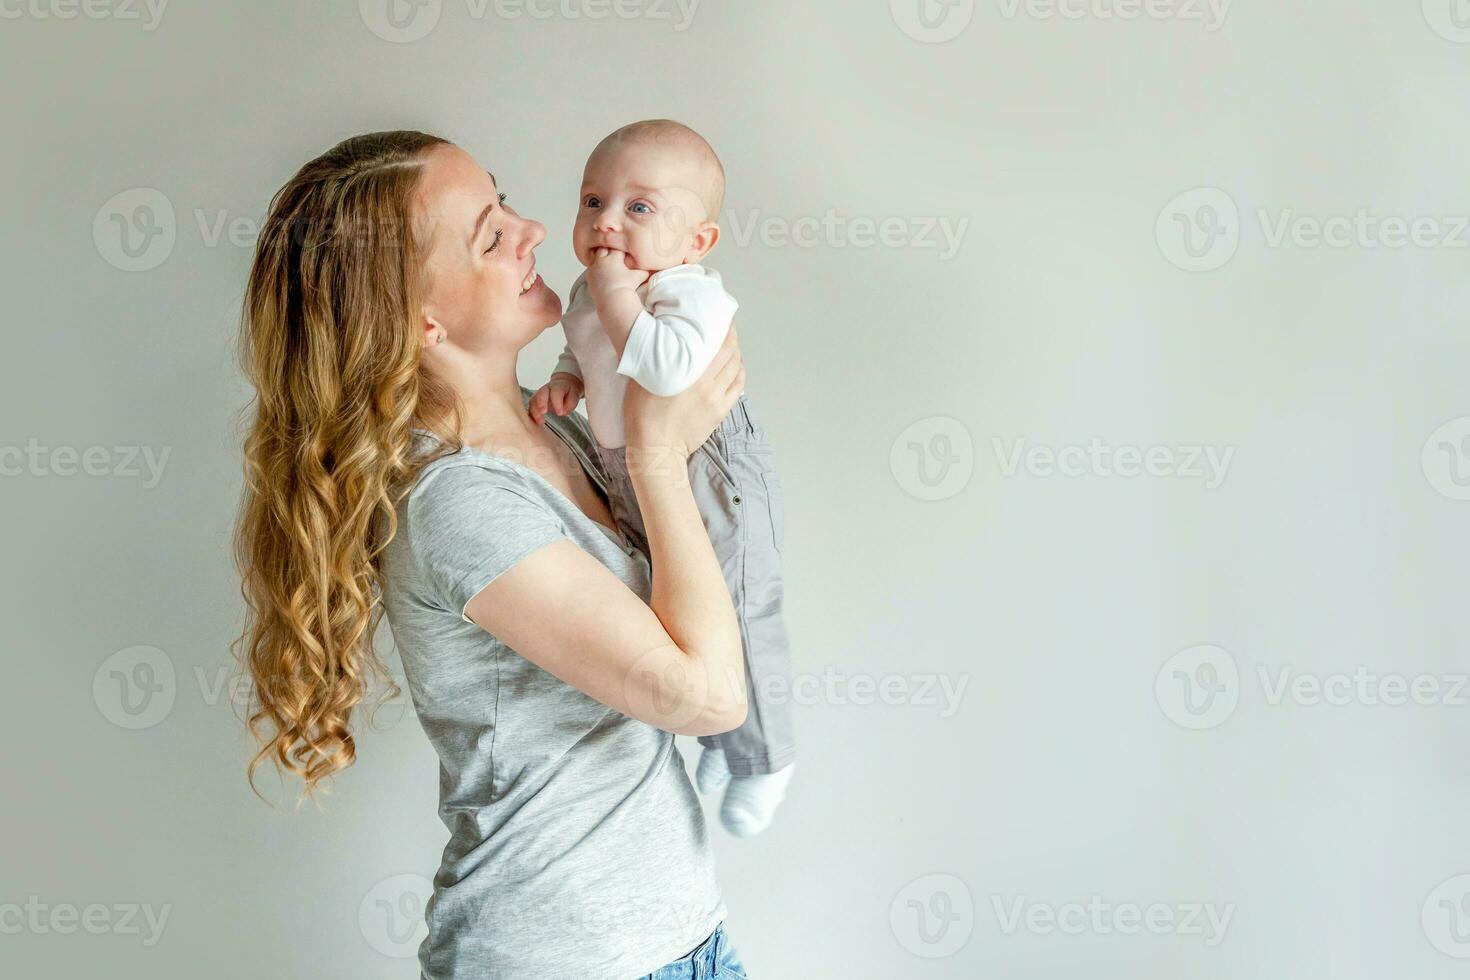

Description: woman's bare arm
[463,327,747,735]
[463,539,744,735]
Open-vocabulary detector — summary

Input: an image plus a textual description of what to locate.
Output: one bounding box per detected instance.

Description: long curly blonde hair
[233,130,460,800]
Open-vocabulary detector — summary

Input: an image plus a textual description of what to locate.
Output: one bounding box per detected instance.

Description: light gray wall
[3,1,1468,977]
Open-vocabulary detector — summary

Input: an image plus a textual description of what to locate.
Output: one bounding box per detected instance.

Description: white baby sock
[696,744,732,796]
[695,747,795,837]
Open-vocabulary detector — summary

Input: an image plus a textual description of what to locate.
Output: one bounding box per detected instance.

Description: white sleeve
[549,271,588,379]
[615,266,739,397]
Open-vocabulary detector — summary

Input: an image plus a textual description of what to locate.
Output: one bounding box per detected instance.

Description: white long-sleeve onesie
[552,263,739,450]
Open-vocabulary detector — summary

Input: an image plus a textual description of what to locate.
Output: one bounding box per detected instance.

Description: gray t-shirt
[378,388,725,979]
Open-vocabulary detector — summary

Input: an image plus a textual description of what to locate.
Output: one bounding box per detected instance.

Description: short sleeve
[407,462,568,623]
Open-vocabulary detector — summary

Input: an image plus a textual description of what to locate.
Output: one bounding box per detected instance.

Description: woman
[234,130,751,979]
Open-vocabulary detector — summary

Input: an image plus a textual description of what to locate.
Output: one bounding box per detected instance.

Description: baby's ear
[688,221,721,263]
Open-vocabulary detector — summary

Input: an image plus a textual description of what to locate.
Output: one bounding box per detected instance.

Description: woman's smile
[519,264,542,296]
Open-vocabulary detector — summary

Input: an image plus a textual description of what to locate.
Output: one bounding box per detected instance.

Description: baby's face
[573,139,715,273]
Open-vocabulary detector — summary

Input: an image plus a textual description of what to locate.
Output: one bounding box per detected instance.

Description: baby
[530,119,795,836]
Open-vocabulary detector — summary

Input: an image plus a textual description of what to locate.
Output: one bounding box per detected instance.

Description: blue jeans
[640,923,747,979]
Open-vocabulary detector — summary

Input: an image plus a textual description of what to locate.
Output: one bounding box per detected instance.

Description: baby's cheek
[571,221,595,266]
[637,218,687,269]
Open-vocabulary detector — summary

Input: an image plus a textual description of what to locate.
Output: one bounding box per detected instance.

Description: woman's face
[415,144,560,353]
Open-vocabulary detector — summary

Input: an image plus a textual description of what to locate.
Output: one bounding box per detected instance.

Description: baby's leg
[592,442,649,558]
[688,398,797,835]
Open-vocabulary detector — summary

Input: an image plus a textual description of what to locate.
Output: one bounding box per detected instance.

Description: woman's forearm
[627,446,746,721]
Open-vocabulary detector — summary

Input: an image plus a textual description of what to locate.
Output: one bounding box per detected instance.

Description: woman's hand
[623,323,744,463]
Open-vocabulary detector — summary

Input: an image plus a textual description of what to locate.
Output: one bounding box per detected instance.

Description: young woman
[234,130,751,978]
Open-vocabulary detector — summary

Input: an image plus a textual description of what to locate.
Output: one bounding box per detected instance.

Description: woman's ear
[422,314,447,349]
[687,222,721,263]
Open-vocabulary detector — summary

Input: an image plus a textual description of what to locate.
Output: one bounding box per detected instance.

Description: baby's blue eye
[584,195,601,209]
[629,202,653,215]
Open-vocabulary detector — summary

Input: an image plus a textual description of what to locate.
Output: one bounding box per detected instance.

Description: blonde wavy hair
[233,130,461,800]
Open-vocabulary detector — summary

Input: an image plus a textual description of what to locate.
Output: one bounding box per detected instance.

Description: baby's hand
[586,246,650,301]
[529,372,585,425]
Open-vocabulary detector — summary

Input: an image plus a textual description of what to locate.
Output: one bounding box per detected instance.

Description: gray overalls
[594,393,795,776]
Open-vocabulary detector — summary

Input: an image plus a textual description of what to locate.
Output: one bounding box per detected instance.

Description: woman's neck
[433,347,538,450]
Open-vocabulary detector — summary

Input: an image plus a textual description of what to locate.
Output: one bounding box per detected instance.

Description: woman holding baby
[233,129,752,977]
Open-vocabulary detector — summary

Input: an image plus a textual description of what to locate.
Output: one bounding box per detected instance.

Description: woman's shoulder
[402,389,599,508]
[392,428,568,579]
[405,429,535,505]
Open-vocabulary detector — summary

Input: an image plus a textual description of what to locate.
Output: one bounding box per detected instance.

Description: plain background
[3,1,1469,977]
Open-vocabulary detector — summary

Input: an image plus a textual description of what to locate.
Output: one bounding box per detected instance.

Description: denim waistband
[687,922,728,979]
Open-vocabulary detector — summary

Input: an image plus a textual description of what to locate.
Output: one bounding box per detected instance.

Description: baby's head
[573,119,724,273]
